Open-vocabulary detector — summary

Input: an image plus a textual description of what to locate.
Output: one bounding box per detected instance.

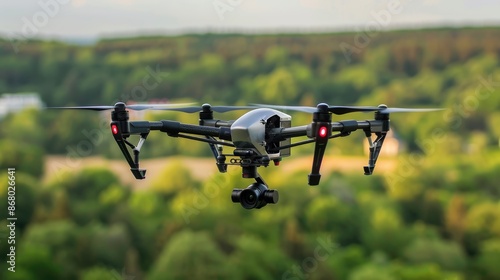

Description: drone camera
[231,183,279,209]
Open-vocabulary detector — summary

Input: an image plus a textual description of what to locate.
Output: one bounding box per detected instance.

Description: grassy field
[44,154,397,189]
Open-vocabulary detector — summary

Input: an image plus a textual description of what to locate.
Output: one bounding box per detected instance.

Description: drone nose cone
[114,102,126,111]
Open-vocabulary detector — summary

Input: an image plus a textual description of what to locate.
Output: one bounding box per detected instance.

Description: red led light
[111,124,119,135]
[318,126,328,138]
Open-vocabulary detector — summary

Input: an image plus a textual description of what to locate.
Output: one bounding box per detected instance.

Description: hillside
[2,27,500,279]
[3,27,500,158]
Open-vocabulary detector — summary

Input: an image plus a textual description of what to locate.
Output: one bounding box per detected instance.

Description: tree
[474,239,500,280]
[257,68,299,104]
[349,263,396,280]
[47,167,123,225]
[392,263,465,280]
[230,235,293,280]
[361,207,410,258]
[147,230,236,280]
[0,108,44,146]
[0,172,37,230]
[445,195,467,243]
[5,245,61,280]
[0,140,44,178]
[149,159,199,196]
[283,218,307,259]
[86,223,133,269]
[21,221,79,279]
[305,196,360,245]
[80,267,115,280]
[44,109,103,155]
[465,202,500,253]
[264,46,289,67]
[328,245,367,280]
[403,237,467,271]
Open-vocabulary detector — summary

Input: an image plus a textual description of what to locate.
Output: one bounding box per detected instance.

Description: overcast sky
[1,0,499,40]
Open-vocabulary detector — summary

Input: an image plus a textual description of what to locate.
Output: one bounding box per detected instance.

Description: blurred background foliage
[1,27,500,279]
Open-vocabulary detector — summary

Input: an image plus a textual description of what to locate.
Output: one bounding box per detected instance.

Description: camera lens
[240,188,260,209]
[246,193,256,204]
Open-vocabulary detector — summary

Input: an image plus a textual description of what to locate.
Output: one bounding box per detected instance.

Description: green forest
[1,27,500,279]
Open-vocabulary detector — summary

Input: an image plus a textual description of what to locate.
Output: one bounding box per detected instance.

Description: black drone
[51,102,440,209]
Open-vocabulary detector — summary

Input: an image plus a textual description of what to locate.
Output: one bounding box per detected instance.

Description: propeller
[151,105,259,113]
[48,102,443,114]
[251,103,443,115]
[251,103,380,115]
[210,105,259,113]
[47,103,258,113]
[377,107,444,113]
[47,103,196,111]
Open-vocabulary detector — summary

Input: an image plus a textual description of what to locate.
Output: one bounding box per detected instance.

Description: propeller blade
[149,106,202,113]
[146,106,257,113]
[47,103,197,111]
[251,103,444,115]
[211,105,259,113]
[250,104,381,114]
[151,105,259,113]
[378,108,444,113]
[250,104,317,113]
[328,106,380,115]
[125,103,195,111]
[47,105,115,111]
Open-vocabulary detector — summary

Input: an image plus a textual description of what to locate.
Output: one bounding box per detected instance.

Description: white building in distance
[0,93,44,118]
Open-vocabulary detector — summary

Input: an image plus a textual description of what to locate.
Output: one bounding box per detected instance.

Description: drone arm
[269,119,387,180]
[270,120,372,140]
[117,120,232,180]
[200,119,234,128]
[128,120,232,140]
[275,125,309,138]
[155,120,232,140]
